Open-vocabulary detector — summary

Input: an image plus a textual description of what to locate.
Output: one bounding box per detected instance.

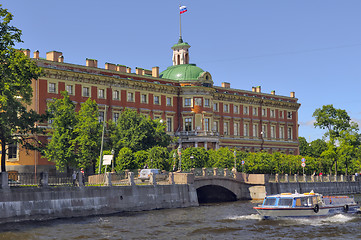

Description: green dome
[160,64,205,81]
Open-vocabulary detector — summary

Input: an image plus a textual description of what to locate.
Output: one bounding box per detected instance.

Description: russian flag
[180,6,187,14]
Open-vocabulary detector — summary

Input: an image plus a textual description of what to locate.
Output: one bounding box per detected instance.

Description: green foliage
[309,139,327,158]
[45,92,77,171]
[181,147,209,171]
[109,108,172,152]
[134,150,149,169]
[74,98,102,170]
[0,6,47,171]
[313,104,351,139]
[115,147,136,171]
[298,137,309,156]
[145,146,170,170]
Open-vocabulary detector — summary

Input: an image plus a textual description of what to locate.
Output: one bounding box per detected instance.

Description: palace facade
[6,38,300,173]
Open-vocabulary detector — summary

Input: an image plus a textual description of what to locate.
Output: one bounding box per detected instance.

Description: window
[262,125,267,138]
[194,98,202,106]
[166,97,172,106]
[127,92,134,102]
[253,124,258,137]
[233,105,239,114]
[243,106,249,115]
[185,118,192,131]
[185,98,192,106]
[48,82,56,93]
[98,89,105,99]
[204,98,210,107]
[270,109,275,118]
[243,123,249,137]
[8,143,17,159]
[167,117,172,132]
[113,90,120,100]
[287,111,293,119]
[224,122,229,135]
[141,94,147,103]
[154,96,160,105]
[83,87,90,97]
[280,110,284,118]
[262,108,267,117]
[213,103,218,111]
[253,107,258,116]
[213,121,219,132]
[66,85,74,95]
[279,126,284,139]
[224,104,229,113]
[234,122,239,136]
[99,111,105,123]
[288,127,293,139]
[271,125,276,138]
[204,118,210,131]
[113,112,119,123]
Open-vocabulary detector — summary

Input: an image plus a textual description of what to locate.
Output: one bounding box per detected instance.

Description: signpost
[103,155,113,173]
[241,160,245,173]
[301,158,306,175]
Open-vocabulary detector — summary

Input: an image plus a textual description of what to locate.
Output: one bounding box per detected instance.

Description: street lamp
[173,152,176,171]
[260,131,264,151]
[233,150,237,170]
[177,146,182,172]
[111,149,115,172]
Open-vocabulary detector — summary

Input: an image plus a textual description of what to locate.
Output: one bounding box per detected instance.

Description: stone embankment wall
[0,183,198,224]
[266,181,361,196]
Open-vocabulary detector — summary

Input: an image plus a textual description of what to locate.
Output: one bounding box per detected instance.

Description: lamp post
[233,150,237,170]
[260,131,264,151]
[111,149,115,172]
[173,152,176,171]
[177,146,182,172]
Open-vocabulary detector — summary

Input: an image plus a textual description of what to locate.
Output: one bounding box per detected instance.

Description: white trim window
[279,126,284,139]
[233,105,239,114]
[48,82,57,93]
[243,123,249,137]
[83,87,90,97]
[141,94,147,103]
[234,122,239,136]
[224,104,229,113]
[224,122,229,135]
[204,118,210,131]
[253,124,258,137]
[243,106,249,115]
[166,97,172,106]
[185,98,192,107]
[288,127,293,140]
[127,92,134,102]
[271,125,276,138]
[113,112,120,123]
[185,118,192,131]
[66,85,74,95]
[98,89,105,99]
[154,95,160,105]
[113,90,120,100]
[213,103,218,112]
[167,117,172,132]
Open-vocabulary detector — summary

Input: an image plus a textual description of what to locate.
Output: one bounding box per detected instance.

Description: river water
[1,200,361,240]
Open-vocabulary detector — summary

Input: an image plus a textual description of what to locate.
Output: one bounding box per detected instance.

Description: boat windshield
[264,197,277,206]
[278,198,293,207]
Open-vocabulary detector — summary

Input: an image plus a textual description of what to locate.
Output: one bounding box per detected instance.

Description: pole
[98,107,107,174]
[179,5,182,39]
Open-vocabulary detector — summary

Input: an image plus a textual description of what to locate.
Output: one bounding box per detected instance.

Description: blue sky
[3,0,361,142]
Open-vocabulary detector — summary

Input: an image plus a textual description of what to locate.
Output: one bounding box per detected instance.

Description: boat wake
[227,214,262,221]
[280,214,356,226]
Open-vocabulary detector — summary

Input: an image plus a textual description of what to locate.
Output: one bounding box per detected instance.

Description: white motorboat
[253,191,358,219]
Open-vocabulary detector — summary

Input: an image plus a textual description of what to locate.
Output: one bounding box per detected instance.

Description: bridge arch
[194,177,249,203]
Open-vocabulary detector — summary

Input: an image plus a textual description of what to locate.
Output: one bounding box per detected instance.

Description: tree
[181,147,209,171]
[298,137,310,156]
[109,108,172,152]
[309,139,327,158]
[145,146,170,170]
[0,6,47,172]
[44,92,77,171]
[115,147,135,171]
[313,104,351,139]
[74,98,102,170]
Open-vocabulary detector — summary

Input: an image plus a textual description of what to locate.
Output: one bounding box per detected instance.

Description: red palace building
[6,37,300,173]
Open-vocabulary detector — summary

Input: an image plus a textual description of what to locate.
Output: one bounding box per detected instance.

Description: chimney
[252,87,256,92]
[271,90,275,95]
[58,55,64,63]
[86,58,98,68]
[126,67,131,73]
[116,64,127,73]
[256,86,261,93]
[105,63,117,71]
[135,67,143,75]
[290,91,295,98]
[143,69,152,75]
[152,66,159,78]
[22,49,30,57]
[33,50,39,59]
[221,82,230,88]
[46,51,63,61]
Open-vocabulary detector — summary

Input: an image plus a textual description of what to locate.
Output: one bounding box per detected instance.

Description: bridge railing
[268,173,359,183]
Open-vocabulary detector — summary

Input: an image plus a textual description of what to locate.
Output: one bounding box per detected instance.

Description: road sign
[103,155,113,166]
[301,158,306,163]
[241,160,245,165]
[301,162,306,168]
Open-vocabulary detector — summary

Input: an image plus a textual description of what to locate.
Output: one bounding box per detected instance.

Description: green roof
[171,37,191,49]
[160,64,205,81]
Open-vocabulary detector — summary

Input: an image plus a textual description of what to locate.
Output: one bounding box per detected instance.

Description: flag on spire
[180,6,187,14]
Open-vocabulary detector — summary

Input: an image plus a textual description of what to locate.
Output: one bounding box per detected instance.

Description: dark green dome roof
[160,64,205,81]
